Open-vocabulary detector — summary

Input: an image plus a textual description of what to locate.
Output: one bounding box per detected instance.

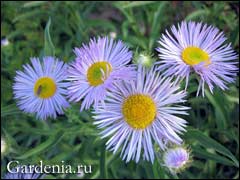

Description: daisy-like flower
[13,57,70,120]
[156,21,238,96]
[4,166,43,179]
[93,66,189,163]
[68,36,136,111]
[163,146,190,172]
[1,37,9,46]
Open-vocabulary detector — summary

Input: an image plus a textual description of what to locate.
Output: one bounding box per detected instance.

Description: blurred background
[1,1,239,179]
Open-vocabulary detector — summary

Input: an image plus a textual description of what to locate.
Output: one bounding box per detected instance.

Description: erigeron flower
[156,21,238,96]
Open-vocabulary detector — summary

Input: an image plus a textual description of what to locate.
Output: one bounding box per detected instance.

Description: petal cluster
[93,66,189,163]
[13,57,70,120]
[156,21,238,96]
[67,37,136,111]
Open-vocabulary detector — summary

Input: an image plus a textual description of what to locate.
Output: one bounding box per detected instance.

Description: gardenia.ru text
[7,160,92,174]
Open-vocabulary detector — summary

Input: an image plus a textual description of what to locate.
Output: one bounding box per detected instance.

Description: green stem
[100,145,108,179]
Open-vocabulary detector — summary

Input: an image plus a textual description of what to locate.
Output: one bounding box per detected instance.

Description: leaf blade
[185,128,239,167]
[44,18,55,56]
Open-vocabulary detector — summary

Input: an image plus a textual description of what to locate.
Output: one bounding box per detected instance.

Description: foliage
[1,1,239,179]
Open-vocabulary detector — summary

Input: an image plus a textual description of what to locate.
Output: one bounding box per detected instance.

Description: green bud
[133,52,156,68]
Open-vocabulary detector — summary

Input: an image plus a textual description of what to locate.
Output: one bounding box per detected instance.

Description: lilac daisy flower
[156,21,238,96]
[13,56,70,120]
[93,66,189,163]
[4,166,43,179]
[67,36,136,111]
[163,146,190,172]
[1,37,9,46]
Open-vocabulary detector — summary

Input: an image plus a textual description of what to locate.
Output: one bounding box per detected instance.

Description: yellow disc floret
[182,46,211,66]
[87,61,112,86]
[122,94,157,129]
[34,77,56,99]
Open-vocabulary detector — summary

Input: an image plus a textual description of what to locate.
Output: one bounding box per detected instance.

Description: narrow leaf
[15,131,64,159]
[44,18,55,56]
[185,9,209,21]
[100,145,108,179]
[23,1,47,8]
[185,128,239,167]
[192,146,237,167]
[121,1,156,9]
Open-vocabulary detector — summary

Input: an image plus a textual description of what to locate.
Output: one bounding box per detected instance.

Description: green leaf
[44,18,55,56]
[73,11,87,39]
[23,1,47,8]
[149,2,167,51]
[100,145,108,179]
[2,128,22,152]
[15,131,64,160]
[121,21,129,39]
[120,1,157,9]
[185,9,209,21]
[230,23,240,47]
[225,94,239,104]
[192,146,237,167]
[114,3,143,36]
[1,104,21,117]
[126,36,148,50]
[13,10,42,23]
[205,89,227,129]
[86,19,116,32]
[185,128,239,167]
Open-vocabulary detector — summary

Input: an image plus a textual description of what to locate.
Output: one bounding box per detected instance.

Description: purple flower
[93,65,189,163]
[156,21,238,96]
[13,56,70,120]
[4,167,43,179]
[67,36,136,111]
[163,147,190,171]
[1,38,9,46]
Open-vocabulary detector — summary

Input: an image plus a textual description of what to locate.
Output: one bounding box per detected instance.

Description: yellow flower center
[122,94,157,129]
[34,77,56,99]
[182,46,211,66]
[87,61,112,86]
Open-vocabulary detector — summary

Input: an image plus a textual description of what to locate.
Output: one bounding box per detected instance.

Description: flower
[77,172,85,178]
[3,166,43,179]
[67,36,136,111]
[1,38,9,46]
[163,146,190,172]
[156,21,238,96]
[13,56,70,120]
[93,66,189,163]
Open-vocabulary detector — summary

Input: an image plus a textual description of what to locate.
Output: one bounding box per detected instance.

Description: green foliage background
[1,1,239,179]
